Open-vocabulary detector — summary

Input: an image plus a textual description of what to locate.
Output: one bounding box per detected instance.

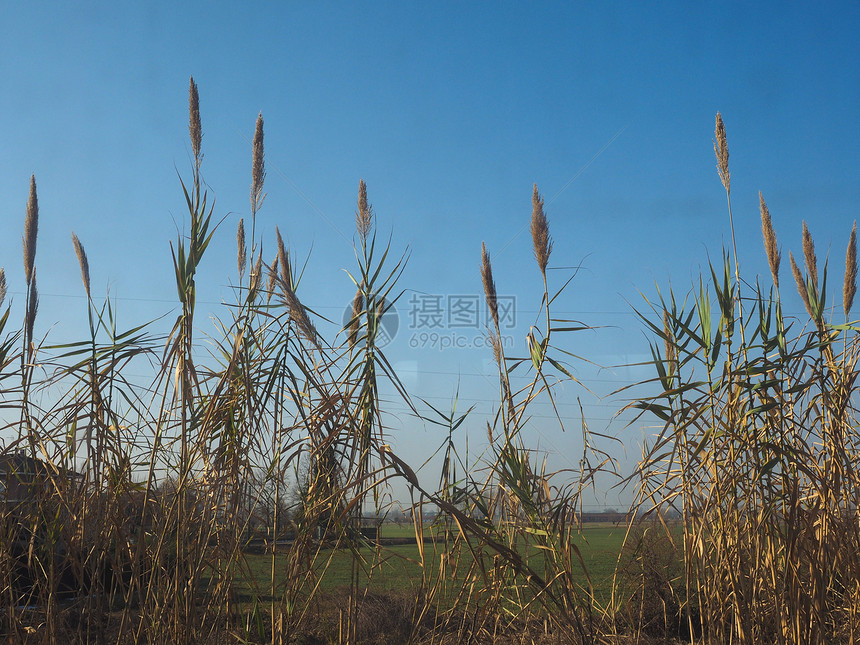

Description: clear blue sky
[2,2,859,507]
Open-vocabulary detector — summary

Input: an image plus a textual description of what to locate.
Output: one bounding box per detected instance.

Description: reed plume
[530,184,552,275]
[24,174,38,287]
[273,228,316,344]
[790,251,813,318]
[488,331,502,366]
[189,76,202,166]
[662,309,675,371]
[759,192,780,289]
[282,286,318,348]
[251,112,265,212]
[356,179,373,239]
[348,285,364,349]
[267,256,279,304]
[237,218,247,281]
[0,268,6,308]
[844,221,857,317]
[481,242,499,328]
[714,112,730,193]
[25,269,38,348]
[276,227,292,292]
[71,232,91,299]
[376,295,388,323]
[248,251,262,300]
[802,221,819,290]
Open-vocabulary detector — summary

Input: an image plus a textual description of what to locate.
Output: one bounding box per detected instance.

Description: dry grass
[628,115,860,643]
[2,83,858,645]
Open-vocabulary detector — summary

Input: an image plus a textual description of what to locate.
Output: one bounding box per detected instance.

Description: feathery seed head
[276,227,292,292]
[790,251,813,318]
[249,251,263,300]
[488,331,502,367]
[759,192,780,289]
[663,310,675,371]
[188,77,202,165]
[530,184,553,275]
[24,175,38,287]
[0,268,6,308]
[254,249,263,291]
[267,256,279,304]
[283,287,319,348]
[714,112,730,193]
[844,221,857,317]
[251,113,265,212]
[274,228,314,342]
[801,221,819,290]
[348,285,364,349]
[71,233,91,299]
[356,179,373,239]
[26,269,38,348]
[481,242,499,328]
[237,218,247,281]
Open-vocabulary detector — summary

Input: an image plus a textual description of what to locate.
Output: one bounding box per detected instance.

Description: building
[0,450,81,509]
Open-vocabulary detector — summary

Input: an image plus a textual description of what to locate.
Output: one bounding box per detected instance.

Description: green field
[235,523,631,606]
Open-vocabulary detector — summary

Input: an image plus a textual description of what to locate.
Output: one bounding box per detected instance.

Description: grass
[1,82,858,644]
[234,523,627,600]
[626,114,860,643]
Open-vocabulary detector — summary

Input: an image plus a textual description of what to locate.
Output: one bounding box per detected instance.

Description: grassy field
[236,523,631,603]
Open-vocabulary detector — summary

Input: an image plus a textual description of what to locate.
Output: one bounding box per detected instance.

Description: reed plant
[0,78,417,644]
[628,113,860,643]
[0,77,614,642]
[5,80,857,645]
[386,184,621,645]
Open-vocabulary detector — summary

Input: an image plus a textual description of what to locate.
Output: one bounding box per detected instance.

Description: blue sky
[2,2,859,507]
